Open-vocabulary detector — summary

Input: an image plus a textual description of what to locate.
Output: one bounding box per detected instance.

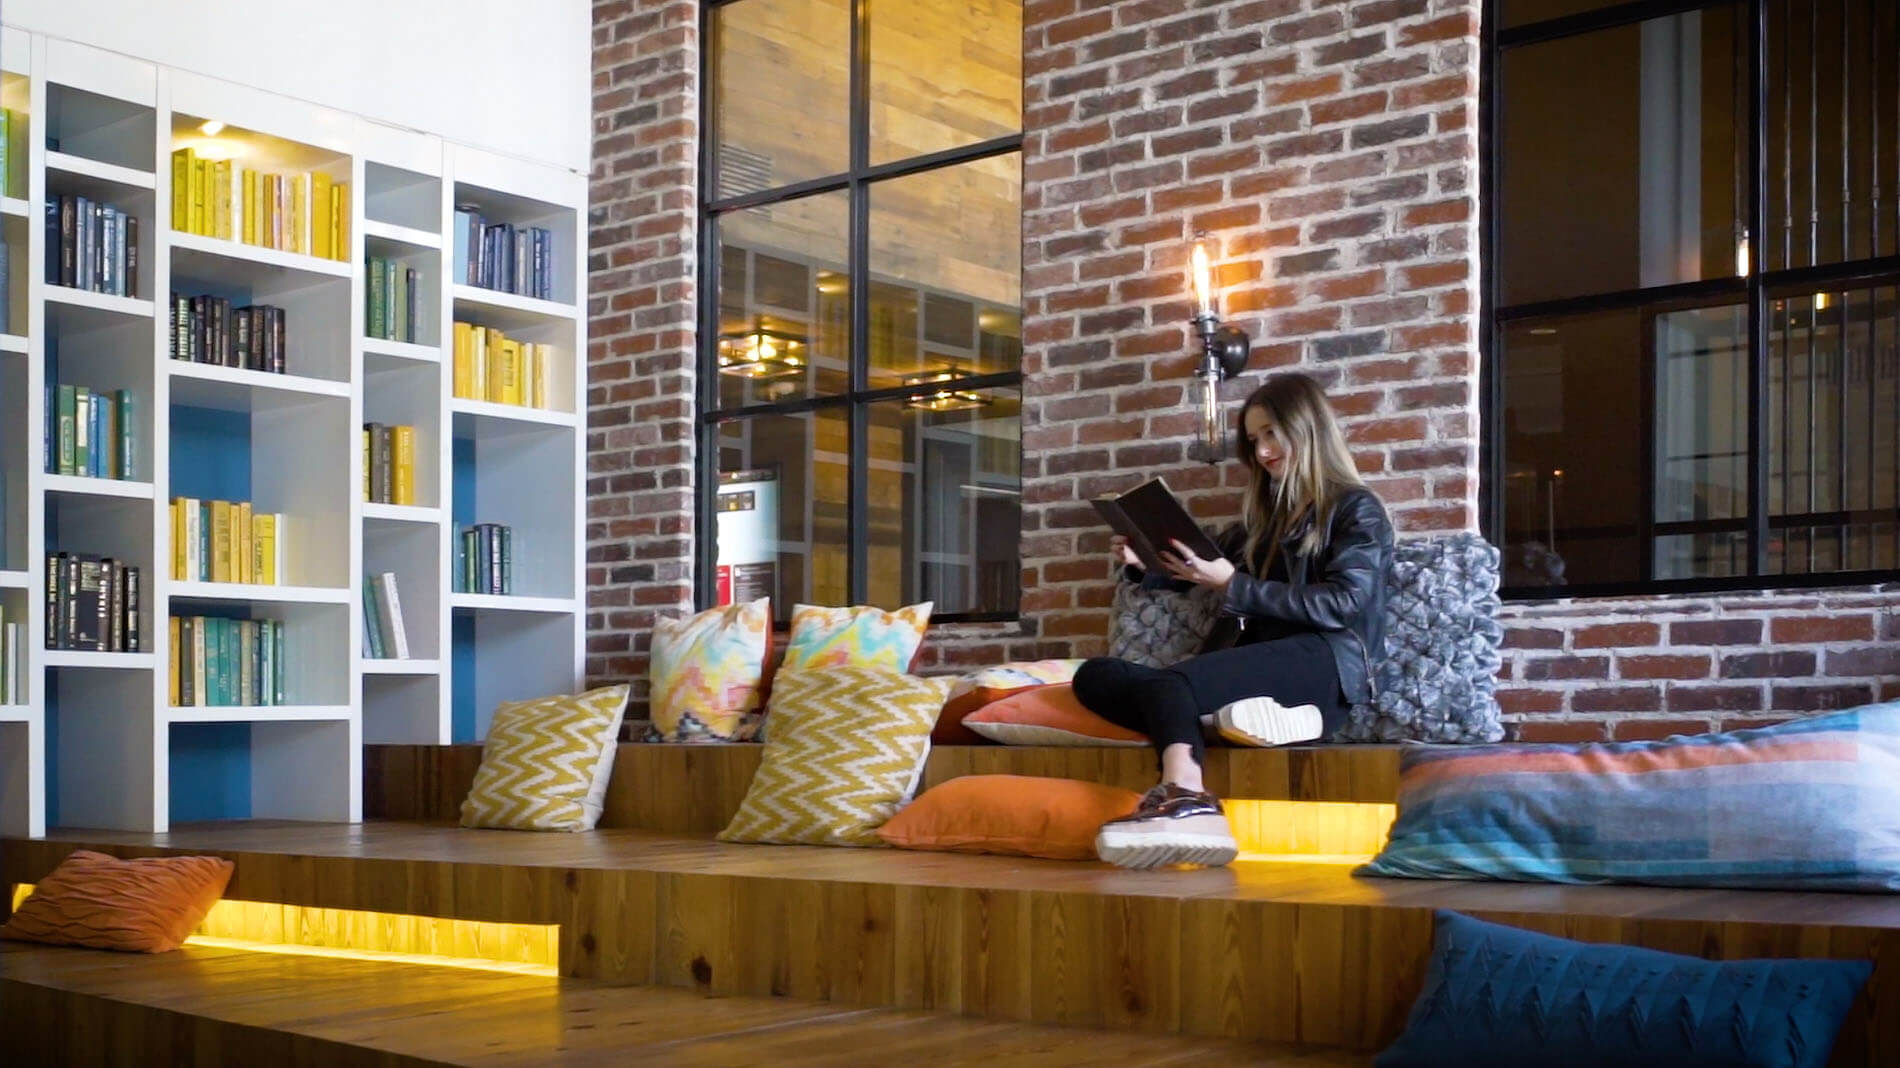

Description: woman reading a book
[1077,372,1394,870]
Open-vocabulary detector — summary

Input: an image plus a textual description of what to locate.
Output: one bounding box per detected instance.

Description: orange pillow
[961,684,1148,746]
[933,682,1047,745]
[2,849,234,953]
[877,774,1143,860]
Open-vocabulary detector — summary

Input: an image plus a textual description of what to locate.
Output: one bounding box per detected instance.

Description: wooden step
[6,821,1896,1063]
[364,742,1403,832]
[0,942,1360,1066]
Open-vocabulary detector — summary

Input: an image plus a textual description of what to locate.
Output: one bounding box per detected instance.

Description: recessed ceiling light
[199,120,226,137]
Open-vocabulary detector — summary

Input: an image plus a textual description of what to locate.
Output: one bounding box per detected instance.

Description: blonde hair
[1234,372,1366,575]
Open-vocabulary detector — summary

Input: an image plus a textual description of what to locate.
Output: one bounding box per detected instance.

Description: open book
[1091,477,1225,575]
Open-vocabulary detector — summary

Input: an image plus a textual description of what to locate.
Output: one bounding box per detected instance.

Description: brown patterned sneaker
[1094,783,1238,870]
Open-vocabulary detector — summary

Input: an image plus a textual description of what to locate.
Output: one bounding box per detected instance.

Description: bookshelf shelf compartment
[363,339,441,366]
[170,230,354,287]
[362,658,442,676]
[168,581,352,606]
[43,474,155,501]
[169,361,351,413]
[43,650,156,670]
[45,151,157,192]
[0,705,27,723]
[45,286,154,321]
[362,219,440,250]
[166,705,352,725]
[451,284,577,327]
[450,398,578,436]
[450,593,575,615]
[1,197,25,218]
[363,503,441,526]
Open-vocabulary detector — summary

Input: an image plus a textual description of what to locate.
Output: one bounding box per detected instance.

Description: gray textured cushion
[1342,533,1504,743]
[1108,580,1219,668]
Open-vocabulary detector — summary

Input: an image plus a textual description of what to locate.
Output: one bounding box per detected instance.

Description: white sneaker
[1214,696,1323,748]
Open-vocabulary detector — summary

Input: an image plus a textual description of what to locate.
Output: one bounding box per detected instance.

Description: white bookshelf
[0,30,586,836]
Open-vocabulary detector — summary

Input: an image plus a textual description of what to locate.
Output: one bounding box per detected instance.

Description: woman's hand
[1160,539,1234,589]
[1110,535,1142,570]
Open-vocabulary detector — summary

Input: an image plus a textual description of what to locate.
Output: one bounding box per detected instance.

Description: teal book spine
[273,621,285,704]
[117,390,136,481]
[204,618,222,706]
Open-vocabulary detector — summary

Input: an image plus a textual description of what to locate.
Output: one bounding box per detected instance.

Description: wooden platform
[364,742,1404,831]
[5,820,1897,1064]
[0,942,1356,1066]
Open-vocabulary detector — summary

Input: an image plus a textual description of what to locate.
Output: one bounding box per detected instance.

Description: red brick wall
[588,0,1900,735]
[586,0,699,713]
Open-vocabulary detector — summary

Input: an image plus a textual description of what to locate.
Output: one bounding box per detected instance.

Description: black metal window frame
[1480,0,1900,600]
[694,0,1027,622]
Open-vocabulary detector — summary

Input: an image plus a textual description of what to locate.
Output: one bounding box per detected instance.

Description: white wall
[4,0,591,173]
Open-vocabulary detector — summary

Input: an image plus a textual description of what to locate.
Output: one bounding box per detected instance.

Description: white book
[183,497,201,582]
[373,571,409,659]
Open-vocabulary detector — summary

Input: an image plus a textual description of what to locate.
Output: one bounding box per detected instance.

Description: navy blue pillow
[1377,911,1872,1068]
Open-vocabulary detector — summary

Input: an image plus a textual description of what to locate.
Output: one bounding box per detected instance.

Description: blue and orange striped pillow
[1361,702,1900,891]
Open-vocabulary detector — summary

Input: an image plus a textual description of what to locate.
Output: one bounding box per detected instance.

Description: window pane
[715,192,850,410]
[870,0,1022,165]
[1503,1,1629,30]
[1765,284,1900,574]
[712,0,849,200]
[1765,1,1900,271]
[867,155,1022,390]
[714,409,850,622]
[864,389,1021,615]
[1652,304,1750,580]
[1500,6,1742,306]
[1500,310,1646,588]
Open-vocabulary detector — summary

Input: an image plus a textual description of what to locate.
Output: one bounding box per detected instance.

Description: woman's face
[1243,406,1288,478]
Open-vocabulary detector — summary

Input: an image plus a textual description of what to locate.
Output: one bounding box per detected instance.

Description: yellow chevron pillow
[460,684,630,832]
[718,667,942,847]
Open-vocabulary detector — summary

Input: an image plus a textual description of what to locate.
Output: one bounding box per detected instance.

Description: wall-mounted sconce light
[903,364,991,412]
[1187,235,1250,463]
[717,320,806,379]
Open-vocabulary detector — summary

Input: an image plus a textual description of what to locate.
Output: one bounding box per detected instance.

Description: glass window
[704,0,1023,619]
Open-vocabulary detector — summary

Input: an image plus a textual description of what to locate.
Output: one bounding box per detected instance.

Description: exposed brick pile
[587,0,1900,736]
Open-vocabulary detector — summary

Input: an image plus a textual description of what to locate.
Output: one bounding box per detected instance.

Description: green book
[367,256,386,339]
[0,109,10,199]
[117,390,136,481]
[362,578,385,658]
[56,385,76,475]
[73,387,90,476]
[272,620,286,705]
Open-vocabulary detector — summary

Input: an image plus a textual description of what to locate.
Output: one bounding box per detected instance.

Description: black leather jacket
[1134,487,1394,704]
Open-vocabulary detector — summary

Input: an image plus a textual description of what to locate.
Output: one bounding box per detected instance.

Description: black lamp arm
[1193,312,1250,380]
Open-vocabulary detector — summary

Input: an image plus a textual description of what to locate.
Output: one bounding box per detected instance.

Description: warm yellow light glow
[1814,292,1831,311]
[1190,240,1215,318]
[1735,232,1751,276]
[10,885,558,976]
[1224,800,1397,863]
[198,119,226,137]
[181,136,244,162]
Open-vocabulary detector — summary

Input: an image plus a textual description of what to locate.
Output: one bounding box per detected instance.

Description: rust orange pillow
[2,849,234,953]
[961,683,1148,746]
[876,774,1143,860]
[934,683,1047,744]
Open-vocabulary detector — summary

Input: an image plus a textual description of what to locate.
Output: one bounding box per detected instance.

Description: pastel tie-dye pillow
[647,598,772,742]
[780,602,933,673]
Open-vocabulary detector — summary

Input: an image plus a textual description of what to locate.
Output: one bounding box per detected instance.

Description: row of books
[454,523,513,595]
[0,109,22,199]
[0,610,26,705]
[43,195,140,297]
[363,424,418,506]
[169,498,287,586]
[452,322,552,409]
[169,148,350,262]
[44,385,138,481]
[453,208,554,299]
[168,616,287,707]
[362,572,411,659]
[170,294,288,373]
[0,241,9,334]
[367,256,421,343]
[44,553,141,652]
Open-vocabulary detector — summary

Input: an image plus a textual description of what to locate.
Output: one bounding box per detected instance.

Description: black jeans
[1071,633,1347,768]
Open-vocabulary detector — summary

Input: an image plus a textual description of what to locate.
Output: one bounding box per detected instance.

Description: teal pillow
[1377,912,1871,1068]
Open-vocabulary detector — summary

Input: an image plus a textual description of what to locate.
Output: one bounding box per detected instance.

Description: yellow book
[452,322,473,398]
[210,500,233,583]
[311,172,333,260]
[212,160,231,241]
[332,182,349,260]
[170,498,186,580]
[253,514,278,585]
[484,329,506,403]
[244,170,258,245]
[505,340,525,406]
[534,343,550,408]
[291,173,307,255]
[392,425,416,506]
[362,427,371,500]
[235,501,253,584]
[169,616,181,708]
[170,149,192,231]
[523,344,539,408]
[189,157,207,235]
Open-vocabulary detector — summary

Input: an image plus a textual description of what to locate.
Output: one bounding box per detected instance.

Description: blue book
[452,208,473,287]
